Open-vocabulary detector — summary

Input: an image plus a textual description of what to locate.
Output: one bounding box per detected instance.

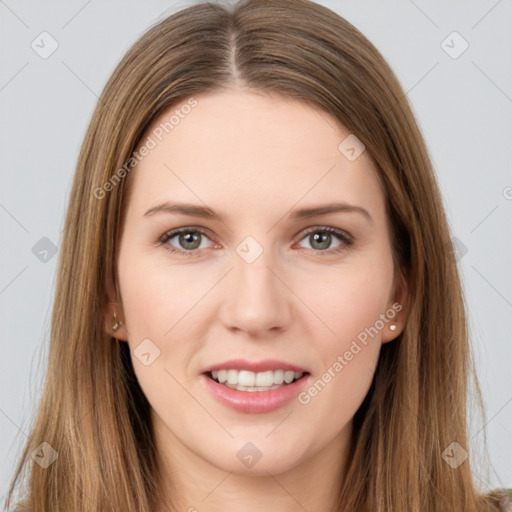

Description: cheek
[294,257,394,354]
[117,251,206,416]
[295,265,389,423]
[117,247,219,395]
[291,252,393,415]
[118,247,210,337]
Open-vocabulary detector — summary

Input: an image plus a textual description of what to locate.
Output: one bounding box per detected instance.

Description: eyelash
[157,226,353,258]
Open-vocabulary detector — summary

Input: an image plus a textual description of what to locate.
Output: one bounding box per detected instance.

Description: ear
[381,268,408,344]
[104,269,129,341]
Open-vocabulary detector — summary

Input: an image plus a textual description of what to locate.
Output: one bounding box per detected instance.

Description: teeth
[255,370,273,387]
[227,369,238,385]
[210,369,304,388]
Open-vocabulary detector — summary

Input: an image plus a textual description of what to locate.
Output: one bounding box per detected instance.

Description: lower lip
[200,373,310,413]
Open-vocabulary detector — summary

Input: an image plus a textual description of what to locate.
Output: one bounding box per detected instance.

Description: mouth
[205,369,309,392]
[200,359,311,413]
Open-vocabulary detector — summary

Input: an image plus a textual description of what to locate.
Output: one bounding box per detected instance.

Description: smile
[201,369,310,414]
[208,369,304,391]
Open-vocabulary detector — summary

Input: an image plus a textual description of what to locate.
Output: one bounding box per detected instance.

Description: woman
[5,0,510,510]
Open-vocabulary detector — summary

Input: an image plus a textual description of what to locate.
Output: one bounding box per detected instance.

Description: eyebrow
[143,201,373,224]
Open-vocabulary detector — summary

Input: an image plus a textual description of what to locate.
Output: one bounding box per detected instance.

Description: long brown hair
[5,0,504,510]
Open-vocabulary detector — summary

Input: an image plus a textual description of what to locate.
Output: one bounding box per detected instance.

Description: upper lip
[202,359,309,374]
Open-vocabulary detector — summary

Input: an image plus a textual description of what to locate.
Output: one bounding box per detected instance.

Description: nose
[218,249,293,337]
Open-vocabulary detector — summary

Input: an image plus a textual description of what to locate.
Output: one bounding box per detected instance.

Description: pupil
[311,232,330,250]
[180,231,200,249]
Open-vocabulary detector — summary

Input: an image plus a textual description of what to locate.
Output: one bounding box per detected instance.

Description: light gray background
[1,0,511,503]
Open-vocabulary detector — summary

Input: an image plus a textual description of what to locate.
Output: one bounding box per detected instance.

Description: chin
[215,452,301,476]
[201,436,309,476]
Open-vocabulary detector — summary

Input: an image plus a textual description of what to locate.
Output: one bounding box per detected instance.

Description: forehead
[127,90,385,221]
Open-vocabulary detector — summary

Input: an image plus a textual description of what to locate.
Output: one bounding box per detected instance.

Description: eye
[159,227,216,256]
[158,226,353,257]
[296,226,353,254]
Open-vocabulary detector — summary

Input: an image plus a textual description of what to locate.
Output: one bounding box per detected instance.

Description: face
[107,89,407,478]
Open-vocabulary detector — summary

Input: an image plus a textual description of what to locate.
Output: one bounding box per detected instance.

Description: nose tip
[219,251,292,336]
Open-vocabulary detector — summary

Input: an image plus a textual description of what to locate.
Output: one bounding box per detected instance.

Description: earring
[112,311,123,331]
[389,324,397,331]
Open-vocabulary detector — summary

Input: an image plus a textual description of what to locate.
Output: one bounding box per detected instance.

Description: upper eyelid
[160,226,216,242]
[296,225,351,240]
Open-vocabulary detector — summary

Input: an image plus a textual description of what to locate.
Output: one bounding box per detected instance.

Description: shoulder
[490,488,512,511]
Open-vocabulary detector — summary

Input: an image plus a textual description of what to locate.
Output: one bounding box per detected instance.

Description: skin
[106,89,408,512]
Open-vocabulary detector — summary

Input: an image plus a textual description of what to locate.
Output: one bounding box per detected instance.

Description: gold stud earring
[389,324,397,331]
[112,311,123,331]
